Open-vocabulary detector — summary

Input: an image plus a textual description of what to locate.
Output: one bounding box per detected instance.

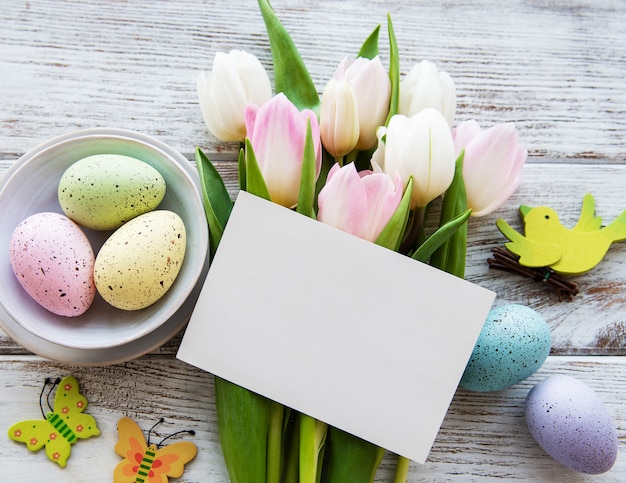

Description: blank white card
[177,191,495,463]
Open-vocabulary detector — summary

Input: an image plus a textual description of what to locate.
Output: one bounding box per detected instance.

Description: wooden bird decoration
[496,193,626,276]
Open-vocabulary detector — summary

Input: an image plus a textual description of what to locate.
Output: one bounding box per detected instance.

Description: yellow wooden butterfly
[7,375,100,467]
[114,417,197,483]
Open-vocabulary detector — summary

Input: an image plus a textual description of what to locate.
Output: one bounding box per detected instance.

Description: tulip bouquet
[194,1,527,482]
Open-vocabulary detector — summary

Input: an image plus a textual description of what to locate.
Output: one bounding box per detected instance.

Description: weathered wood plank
[1,355,623,482]
[1,0,625,161]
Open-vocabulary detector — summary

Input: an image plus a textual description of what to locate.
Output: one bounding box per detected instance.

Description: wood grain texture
[1,0,625,480]
[0,355,624,482]
[1,0,625,161]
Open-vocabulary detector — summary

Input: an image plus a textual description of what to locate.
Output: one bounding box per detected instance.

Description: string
[46,378,61,412]
[38,377,61,417]
[144,418,195,447]
[158,429,196,448]
[147,418,165,446]
[38,378,51,418]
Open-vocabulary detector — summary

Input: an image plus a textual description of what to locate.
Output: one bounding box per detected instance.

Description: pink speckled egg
[9,212,96,317]
[525,375,618,474]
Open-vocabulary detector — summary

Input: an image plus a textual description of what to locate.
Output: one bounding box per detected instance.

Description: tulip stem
[282,412,300,483]
[299,414,327,483]
[393,455,411,483]
[267,402,284,483]
[345,148,359,166]
[400,206,426,255]
[334,155,345,167]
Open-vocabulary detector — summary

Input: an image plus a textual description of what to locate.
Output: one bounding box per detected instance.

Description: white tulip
[320,78,360,158]
[399,60,456,127]
[373,109,456,208]
[197,50,272,142]
[333,56,391,150]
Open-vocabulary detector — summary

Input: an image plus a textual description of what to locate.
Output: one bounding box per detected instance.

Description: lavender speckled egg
[58,154,166,230]
[525,375,618,474]
[94,210,186,310]
[9,212,96,317]
[460,304,551,392]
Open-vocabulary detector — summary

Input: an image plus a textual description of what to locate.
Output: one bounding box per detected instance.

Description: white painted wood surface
[1,1,624,481]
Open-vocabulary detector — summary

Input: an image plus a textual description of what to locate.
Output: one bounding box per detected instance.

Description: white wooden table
[1,1,625,481]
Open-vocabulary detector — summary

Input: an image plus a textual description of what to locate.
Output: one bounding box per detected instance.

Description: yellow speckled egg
[94,210,186,310]
[58,154,166,230]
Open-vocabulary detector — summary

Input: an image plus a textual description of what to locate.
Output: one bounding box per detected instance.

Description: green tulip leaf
[258,0,320,114]
[297,121,317,218]
[375,177,412,251]
[429,151,468,277]
[325,427,384,483]
[384,14,399,126]
[412,208,472,263]
[195,148,233,260]
[358,24,380,59]
[215,377,271,483]
[245,138,272,202]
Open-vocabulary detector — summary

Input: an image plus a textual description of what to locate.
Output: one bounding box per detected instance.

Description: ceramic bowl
[0,128,209,363]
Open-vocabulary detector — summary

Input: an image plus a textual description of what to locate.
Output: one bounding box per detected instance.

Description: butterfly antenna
[46,377,61,412]
[157,429,196,449]
[39,378,52,418]
[147,418,165,446]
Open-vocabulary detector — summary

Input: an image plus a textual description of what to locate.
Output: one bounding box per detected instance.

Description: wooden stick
[487,247,579,300]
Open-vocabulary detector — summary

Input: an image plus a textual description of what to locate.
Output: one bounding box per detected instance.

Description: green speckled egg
[58,154,166,230]
[94,210,186,310]
[460,304,551,392]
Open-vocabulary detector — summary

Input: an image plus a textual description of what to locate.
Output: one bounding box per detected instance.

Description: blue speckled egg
[525,375,618,474]
[459,304,551,392]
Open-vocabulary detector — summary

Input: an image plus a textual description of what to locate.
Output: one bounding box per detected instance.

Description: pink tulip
[317,163,403,242]
[245,93,322,208]
[453,120,527,217]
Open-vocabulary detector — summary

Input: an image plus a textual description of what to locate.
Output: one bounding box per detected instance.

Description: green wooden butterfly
[7,375,100,467]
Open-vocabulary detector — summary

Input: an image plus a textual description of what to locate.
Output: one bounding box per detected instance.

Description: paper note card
[177,191,495,463]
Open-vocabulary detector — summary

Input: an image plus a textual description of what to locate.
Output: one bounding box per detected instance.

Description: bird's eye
[544,215,550,220]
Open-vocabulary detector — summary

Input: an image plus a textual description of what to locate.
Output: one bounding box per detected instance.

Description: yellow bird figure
[496,193,626,276]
